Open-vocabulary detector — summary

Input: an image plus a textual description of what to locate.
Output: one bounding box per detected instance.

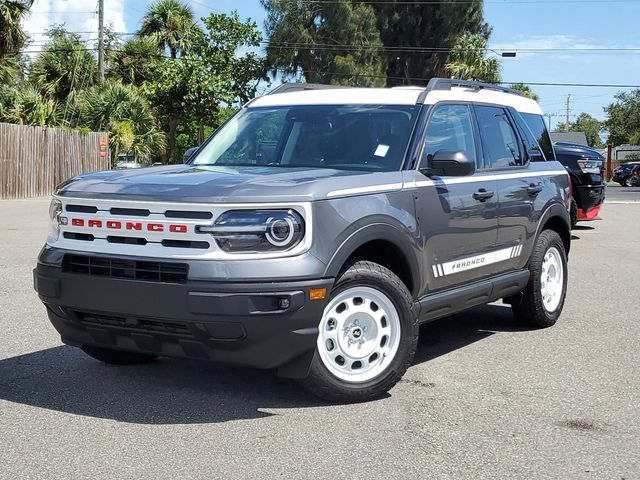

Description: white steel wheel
[541,246,564,313]
[317,286,401,383]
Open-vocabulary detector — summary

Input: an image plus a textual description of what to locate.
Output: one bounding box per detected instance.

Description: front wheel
[301,261,419,403]
[569,198,578,229]
[624,177,634,187]
[512,230,568,328]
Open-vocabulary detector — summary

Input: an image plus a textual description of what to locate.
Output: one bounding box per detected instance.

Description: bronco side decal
[433,245,522,277]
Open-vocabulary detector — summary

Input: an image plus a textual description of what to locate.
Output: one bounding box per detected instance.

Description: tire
[624,177,633,187]
[81,346,157,365]
[512,230,568,328]
[301,260,419,403]
[569,198,578,229]
[618,181,626,187]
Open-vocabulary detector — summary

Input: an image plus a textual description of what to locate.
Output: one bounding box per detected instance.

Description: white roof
[250,85,543,115]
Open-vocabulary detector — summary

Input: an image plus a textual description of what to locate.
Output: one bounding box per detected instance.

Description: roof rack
[417,77,523,103]
[267,83,352,95]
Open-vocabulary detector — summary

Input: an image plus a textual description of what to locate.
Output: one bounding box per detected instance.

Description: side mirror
[424,150,475,177]
[183,146,199,164]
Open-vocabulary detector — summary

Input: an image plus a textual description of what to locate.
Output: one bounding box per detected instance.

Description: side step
[416,270,530,323]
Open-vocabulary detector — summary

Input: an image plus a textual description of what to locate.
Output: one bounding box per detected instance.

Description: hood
[56,164,404,203]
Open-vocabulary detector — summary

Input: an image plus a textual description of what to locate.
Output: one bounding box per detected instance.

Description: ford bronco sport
[34,79,571,402]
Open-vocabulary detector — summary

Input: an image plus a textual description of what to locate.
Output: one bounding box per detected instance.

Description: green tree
[369,0,490,86]
[604,90,640,147]
[29,29,97,102]
[556,112,603,148]
[146,11,265,161]
[0,84,62,126]
[78,81,166,163]
[444,33,500,83]
[109,36,161,86]
[510,83,539,101]
[0,0,33,84]
[139,0,202,59]
[261,0,386,86]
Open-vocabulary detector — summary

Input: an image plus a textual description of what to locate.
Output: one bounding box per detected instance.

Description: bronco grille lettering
[68,218,188,234]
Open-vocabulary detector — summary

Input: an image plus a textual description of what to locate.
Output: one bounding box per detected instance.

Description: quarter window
[421,104,477,168]
[475,106,525,168]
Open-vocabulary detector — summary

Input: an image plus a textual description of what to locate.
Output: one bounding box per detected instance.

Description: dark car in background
[553,142,606,228]
[613,162,640,187]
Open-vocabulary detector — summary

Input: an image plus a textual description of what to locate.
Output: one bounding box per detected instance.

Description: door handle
[473,188,494,202]
[526,183,543,196]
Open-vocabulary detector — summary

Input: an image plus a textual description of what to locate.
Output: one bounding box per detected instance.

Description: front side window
[192,105,419,172]
[421,104,477,167]
[475,106,524,169]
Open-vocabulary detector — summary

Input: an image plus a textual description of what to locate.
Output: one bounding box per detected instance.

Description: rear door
[414,103,499,291]
[473,105,540,272]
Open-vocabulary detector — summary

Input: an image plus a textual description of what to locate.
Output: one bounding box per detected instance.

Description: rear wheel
[301,261,418,403]
[512,230,568,328]
[81,346,157,365]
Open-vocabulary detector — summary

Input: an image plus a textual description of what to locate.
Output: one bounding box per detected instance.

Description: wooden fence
[0,123,109,199]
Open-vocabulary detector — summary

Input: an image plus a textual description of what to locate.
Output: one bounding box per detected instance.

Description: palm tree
[510,83,539,101]
[139,0,201,59]
[110,36,161,86]
[445,33,501,84]
[0,0,33,83]
[2,84,63,126]
[79,81,166,164]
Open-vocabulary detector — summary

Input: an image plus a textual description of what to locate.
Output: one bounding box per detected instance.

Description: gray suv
[34,79,571,402]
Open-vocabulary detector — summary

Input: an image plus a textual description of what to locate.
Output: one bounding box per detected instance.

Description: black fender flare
[323,222,421,296]
[535,202,572,255]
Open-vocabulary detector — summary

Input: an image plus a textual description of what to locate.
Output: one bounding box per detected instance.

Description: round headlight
[48,198,63,240]
[266,217,295,247]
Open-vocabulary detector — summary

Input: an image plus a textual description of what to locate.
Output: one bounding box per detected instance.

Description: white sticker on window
[374,144,390,157]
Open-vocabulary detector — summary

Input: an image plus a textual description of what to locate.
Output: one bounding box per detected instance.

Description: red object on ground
[577,205,602,221]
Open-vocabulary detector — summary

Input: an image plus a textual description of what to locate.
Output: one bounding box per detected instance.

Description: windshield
[192,105,420,171]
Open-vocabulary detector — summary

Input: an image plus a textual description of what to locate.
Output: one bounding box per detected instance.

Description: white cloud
[22,0,126,52]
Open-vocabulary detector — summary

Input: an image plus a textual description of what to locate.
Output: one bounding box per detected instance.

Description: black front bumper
[574,184,605,212]
[34,261,333,377]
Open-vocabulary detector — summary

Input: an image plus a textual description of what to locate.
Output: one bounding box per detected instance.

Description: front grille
[63,254,189,283]
[73,310,190,335]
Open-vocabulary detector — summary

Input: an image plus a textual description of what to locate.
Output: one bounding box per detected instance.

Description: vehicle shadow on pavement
[414,303,530,364]
[0,345,324,424]
[0,304,525,424]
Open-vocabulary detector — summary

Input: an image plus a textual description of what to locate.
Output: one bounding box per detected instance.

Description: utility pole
[98,0,105,85]
[564,94,571,132]
[546,113,556,132]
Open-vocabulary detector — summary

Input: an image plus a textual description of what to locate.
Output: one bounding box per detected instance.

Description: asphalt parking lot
[1,195,638,479]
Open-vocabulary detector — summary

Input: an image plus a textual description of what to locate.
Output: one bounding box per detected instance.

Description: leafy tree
[109,36,162,86]
[444,33,500,83]
[78,81,165,163]
[261,0,386,86]
[510,83,539,101]
[139,0,202,59]
[146,11,266,161]
[0,84,62,126]
[29,29,97,102]
[0,0,33,84]
[604,90,640,147]
[556,112,603,148]
[369,0,490,86]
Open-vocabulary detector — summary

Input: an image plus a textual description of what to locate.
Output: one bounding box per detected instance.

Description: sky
[22,0,640,133]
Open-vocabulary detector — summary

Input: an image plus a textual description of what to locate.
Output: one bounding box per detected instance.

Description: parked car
[613,161,640,187]
[34,79,571,402]
[627,165,640,186]
[553,142,606,228]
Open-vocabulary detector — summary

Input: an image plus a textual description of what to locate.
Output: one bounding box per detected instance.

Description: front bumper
[34,257,333,377]
[574,184,605,213]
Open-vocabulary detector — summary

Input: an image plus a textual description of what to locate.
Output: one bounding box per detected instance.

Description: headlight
[577,159,602,174]
[48,198,64,240]
[199,210,305,253]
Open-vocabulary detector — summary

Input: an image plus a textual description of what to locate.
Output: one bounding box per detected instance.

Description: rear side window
[421,104,477,167]
[521,113,555,161]
[475,106,524,169]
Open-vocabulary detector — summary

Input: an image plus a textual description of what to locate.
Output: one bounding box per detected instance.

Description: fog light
[279,298,290,309]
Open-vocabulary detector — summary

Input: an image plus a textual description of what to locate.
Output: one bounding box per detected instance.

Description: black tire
[81,346,157,365]
[301,260,419,403]
[624,177,633,187]
[512,230,568,328]
[569,198,578,229]
[619,181,626,187]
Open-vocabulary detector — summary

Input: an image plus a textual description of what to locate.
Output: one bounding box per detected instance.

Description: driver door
[414,103,500,291]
